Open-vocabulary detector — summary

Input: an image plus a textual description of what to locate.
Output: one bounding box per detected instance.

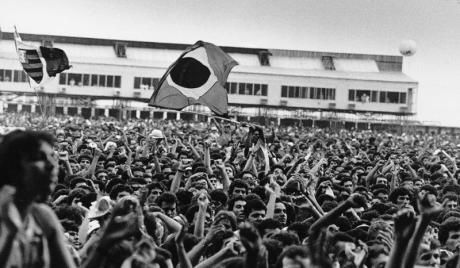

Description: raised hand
[393,209,416,239]
[203,223,225,245]
[347,193,367,209]
[93,147,102,158]
[418,192,443,219]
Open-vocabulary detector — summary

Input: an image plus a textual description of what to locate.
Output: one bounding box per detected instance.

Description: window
[83,74,90,86]
[281,86,288,97]
[99,75,106,87]
[21,71,27,82]
[107,76,114,88]
[134,77,141,89]
[254,84,261,95]
[13,70,20,82]
[356,90,371,102]
[59,73,67,85]
[141,77,150,89]
[114,76,121,88]
[379,91,386,103]
[134,77,159,90]
[58,73,120,87]
[258,51,271,66]
[91,74,99,86]
[301,87,308,98]
[224,82,268,96]
[4,70,11,82]
[387,92,400,103]
[288,86,295,98]
[399,92,407,104]
[245,83,253,95]
[0,69,3,81]
[261,84,268,96]
[294,87,300,98]
[115,42,127,58]
[230,82,237,94]
[239,83,246,95]
[67,73,82,86]
[315,88,321,99]
[348,89,355,101]
[321,56,335,70]
[371,91,378,102]
[329,89,335,100]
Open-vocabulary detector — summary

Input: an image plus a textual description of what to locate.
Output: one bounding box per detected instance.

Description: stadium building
[0,31,442,132]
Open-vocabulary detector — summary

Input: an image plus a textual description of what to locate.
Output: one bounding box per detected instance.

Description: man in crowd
[0,113,459,268]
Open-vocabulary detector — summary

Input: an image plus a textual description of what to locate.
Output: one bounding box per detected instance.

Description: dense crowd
[1,112,460,268]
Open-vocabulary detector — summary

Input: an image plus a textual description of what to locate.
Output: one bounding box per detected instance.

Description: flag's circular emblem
[170,57,210,88]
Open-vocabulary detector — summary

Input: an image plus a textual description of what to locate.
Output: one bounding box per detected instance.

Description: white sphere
[399,40,417,56]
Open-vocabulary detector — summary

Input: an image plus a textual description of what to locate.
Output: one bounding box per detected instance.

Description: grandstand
[1,30,451,133]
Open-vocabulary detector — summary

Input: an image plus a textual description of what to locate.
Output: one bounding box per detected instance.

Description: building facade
[0,31,419,128]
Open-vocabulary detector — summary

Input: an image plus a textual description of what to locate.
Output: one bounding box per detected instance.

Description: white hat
[104,141,117,151]
[149,129,164,139]
[87,196,113,220]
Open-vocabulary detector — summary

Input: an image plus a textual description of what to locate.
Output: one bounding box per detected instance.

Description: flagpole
[32,85,47,121]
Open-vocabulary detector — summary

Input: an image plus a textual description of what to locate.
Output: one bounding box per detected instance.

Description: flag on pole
[149,41,237,116]
[13,27,70,86]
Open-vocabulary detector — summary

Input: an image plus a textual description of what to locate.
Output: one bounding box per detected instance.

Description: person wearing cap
[79,196,114,246]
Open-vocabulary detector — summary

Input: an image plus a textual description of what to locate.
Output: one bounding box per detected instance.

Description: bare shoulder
[30,203,62,235]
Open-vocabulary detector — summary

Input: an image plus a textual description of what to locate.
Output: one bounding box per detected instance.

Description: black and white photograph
[0,0,459,267]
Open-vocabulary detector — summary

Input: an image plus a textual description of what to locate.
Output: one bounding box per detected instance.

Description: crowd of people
[1,112,460,268]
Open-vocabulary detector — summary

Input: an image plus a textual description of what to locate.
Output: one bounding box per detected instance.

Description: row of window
[134,77,160,90]
[0,69,28,83]
[0,70,409,105]
[281,86,336,100]
[349,89,407,104]
[59,73,122,88]
[224,82,268,96]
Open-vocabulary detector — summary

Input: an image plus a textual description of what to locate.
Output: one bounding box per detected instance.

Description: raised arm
[217,160,231,192]
[204,141,213,175]
[385,209,416,268]
[175,224,192,268]
[170,161,186,193]
[309,193,365,235]
[194,193,209,238]
[264,181,281,219]
[404,193,443,268]
[365,160,384,187]
[153,211,182,234]
[86,148,102,179]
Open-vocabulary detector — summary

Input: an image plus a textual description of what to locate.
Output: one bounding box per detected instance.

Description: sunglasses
[420,252,440,261]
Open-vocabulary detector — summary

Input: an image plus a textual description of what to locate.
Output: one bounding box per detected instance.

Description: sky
[1,0,460,126]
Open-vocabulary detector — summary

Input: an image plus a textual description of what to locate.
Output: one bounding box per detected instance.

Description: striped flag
[13,28,70,85]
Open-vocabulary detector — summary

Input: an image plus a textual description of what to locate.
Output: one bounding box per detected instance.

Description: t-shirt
[0,204,50,268]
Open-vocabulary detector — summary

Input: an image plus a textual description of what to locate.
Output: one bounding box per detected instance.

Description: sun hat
[87,196,113,220]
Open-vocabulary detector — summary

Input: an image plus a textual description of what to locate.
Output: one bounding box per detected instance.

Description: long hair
[0,130,54,188]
